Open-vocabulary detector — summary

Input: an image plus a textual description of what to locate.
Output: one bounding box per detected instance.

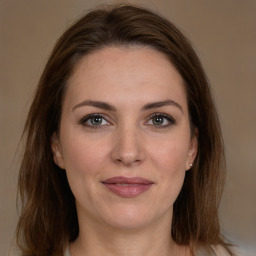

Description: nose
[110,125,146,167]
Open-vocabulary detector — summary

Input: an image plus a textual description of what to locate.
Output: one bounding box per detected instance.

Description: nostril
[110,129,146,166]
[115,154,143,166]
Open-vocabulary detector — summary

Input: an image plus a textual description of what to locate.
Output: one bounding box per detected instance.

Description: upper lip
[102,176,154,184]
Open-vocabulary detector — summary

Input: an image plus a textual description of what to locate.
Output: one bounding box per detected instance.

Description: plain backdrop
[0,0,255,255]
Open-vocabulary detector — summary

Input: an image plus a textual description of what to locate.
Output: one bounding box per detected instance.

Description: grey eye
[152,115,165,125]
[90,115,103,125]
[79,114,109,127]
[146,113,176,128]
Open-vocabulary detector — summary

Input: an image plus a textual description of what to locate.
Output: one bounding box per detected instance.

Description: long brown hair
[16,4,231,255]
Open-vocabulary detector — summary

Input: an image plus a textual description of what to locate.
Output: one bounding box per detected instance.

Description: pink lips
[102,176,154,198]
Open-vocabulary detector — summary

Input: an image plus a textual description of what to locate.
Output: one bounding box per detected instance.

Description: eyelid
[78,112,176,129]
[145,112,176,128]
[78,113,112,128]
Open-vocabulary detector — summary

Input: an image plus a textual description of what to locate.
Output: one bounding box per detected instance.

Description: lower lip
[103,183,153,198]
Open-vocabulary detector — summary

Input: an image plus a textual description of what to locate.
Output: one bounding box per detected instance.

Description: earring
[189,163,193,167]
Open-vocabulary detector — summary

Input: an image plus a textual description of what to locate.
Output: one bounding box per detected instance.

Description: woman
[16,4,234,256]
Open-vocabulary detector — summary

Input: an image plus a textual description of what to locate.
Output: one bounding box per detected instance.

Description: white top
[64,244,231,256]
[64,247,71,256]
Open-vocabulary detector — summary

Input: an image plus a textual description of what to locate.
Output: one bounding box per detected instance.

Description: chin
[97,203,172,231]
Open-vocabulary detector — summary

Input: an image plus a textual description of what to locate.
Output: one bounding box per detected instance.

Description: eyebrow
[72,99,183,113]
[72,100,117,112]
[142,100,183,113]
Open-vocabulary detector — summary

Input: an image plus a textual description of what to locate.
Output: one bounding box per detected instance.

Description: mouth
[102,176,154,198]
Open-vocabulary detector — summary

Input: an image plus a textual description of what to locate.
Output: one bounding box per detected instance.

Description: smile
[102,176,154,198]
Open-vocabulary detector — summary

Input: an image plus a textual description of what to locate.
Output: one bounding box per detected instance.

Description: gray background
[1,0,255,255]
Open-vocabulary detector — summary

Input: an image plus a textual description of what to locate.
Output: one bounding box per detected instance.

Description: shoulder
[63,245,71,256]
[196,245,237,256]
[210,245,230,256]
[211,245,243,256]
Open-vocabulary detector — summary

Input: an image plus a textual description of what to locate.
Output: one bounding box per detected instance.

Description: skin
[51,46,197,256]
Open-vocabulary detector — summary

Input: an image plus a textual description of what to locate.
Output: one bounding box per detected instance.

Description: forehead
[64,46,187,111]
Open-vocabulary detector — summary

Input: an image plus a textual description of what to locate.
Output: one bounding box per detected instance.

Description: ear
[51,132,65,169]
[186,129,198,171]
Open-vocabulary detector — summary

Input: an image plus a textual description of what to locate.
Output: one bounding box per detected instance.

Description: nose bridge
[111,120,145,166]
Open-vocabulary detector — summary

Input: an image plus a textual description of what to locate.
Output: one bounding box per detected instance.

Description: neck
[70,214,189,256]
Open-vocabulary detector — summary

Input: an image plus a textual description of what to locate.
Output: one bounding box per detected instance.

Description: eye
[146,113,176,128]
[79,114,110,128]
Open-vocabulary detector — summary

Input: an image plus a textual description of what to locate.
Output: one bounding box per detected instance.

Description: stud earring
[189,163,193,167]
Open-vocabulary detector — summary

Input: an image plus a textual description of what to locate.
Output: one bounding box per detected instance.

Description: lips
[102,176,154,198]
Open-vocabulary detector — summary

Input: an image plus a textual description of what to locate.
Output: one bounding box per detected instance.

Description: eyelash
[78,114,110,129]
[78,113,176,129]
[146,113,176,129]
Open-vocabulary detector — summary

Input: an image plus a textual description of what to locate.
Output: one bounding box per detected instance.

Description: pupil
[92,116,102,125]
[153,116,163,125]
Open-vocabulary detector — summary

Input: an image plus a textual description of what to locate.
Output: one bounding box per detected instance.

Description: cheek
[149,136,190,173]
[60,132,110,191]
[60,137,110,209]
[147,136,189,201]
[61,128,108,168]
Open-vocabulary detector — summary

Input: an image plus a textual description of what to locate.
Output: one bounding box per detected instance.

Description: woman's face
[52,46,197,231]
